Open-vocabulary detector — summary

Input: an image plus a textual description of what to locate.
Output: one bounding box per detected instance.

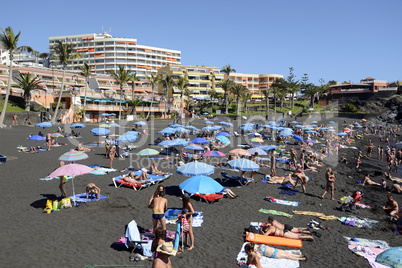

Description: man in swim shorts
[265,216,311,234]
[149,190,168,230]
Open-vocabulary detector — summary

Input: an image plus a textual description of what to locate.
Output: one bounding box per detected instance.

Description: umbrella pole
[71,176,76,206]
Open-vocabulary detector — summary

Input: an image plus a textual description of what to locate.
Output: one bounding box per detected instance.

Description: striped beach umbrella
[59,151,88,162]
[228,148,251,157]
[137,148,160,156]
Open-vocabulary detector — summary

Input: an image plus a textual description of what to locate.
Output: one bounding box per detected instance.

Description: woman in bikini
[321,170,336,200]
[292,169,310,194]
[86,183,101,199]
[245,242,306,267]
[265,174,296,186]
[362,174,381,186]
[151,227,167,260]
[122,172,149,184]
[181,194,195,250]
[262,224,314,241]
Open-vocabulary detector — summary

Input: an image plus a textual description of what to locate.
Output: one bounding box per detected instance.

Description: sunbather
[150,162,168,175]
[121,172,149,184]
[390,183,402,194]
[262,224,314,241]
[362,174,381,186]
[245,242,306,267]
[75,143,93,153]
[265,174,296,186]
[21,146,38,153]
[264,216,311,234]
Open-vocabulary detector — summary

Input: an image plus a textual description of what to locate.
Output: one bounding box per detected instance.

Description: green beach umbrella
[136,148,160,156]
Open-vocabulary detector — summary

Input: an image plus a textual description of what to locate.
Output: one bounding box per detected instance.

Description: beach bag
[52,200,61,211]
[181,217,190,233]
[61,198,72,209]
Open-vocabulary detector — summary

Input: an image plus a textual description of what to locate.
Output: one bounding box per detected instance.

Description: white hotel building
[49,32,181,79]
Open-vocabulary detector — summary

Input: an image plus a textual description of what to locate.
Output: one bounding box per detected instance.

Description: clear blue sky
[3,0,401,84]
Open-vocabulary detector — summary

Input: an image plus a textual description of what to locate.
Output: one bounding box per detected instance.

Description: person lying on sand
[245,242,306,267]
[390,184,402,194]
[21,146,38,153]
[75,143,93,152]
[264,216,311,234]
[362,174,381,186]
[265,174,296,186]
[262,223,314,241]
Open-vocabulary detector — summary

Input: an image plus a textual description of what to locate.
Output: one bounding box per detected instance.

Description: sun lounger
[193,193,224,204]
[220,172,254,186]
[113,176,151,190]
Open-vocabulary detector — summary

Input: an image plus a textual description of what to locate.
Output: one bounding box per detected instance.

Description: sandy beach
[0,113,401,268]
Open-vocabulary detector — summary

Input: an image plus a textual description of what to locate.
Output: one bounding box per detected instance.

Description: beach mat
[265,196,300,207]
[259,209,293,218]
[344,237,390,249]
[69,193,109,203]
[348,245,388,268]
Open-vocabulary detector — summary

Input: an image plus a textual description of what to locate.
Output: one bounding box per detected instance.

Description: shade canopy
[36,122,52,128]
[179,176,224,195]
[177,162,214,176]
[227,158,259,171]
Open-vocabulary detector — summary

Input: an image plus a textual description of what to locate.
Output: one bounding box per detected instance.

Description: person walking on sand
[148,187,168,231]
[58,161,68,198]
[321,169,336,200]
[12,114,17,125]
[270,149,276,177]
[46,132,52,151]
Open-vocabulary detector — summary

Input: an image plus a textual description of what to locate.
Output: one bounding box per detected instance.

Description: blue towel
[69,193,109,203]
[125,220,141,248]
[279,185,299,196]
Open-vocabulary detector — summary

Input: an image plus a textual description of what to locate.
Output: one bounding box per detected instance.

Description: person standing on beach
[271,149,276,177]
[12,114,17,125]
[149,187,168,231]
[46,132,52,151]
[58,161,67,198]
[181,193,195,250]
[321,169,336,200]
[152,242,176,268]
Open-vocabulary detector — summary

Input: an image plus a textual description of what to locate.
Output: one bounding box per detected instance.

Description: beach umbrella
[177,162,214,176]
[260,145,284,151]
[137,148,160,156]
[51,133,64,138]
[70,123,85,128]
[171,139,189,146]
[218,121,233,126]
[91,128,110,135]
[158,140,176,146]
[343,128,351,133]
[375,247,402,268]
[250,137,264,143]
[294,125,304,129]
[202,126,215,131]
[328,121,335,124]
[134,121,147,126]
[248,147,267,156]
[109,123,120,127]
[59,151,88,162]
[116,133,138,143]
[158,128,176,135]
[293,135,303,142]
[228,149,251,157]
[305,130,319,134]
[99,124,110,128]
[36,122,52,128]
[184,125,198,131]
[215,136,230,146]
[362,119,367,122]
[278,129,293,137]
[179,176,224,195]
[48,163,93,206]
[268,121,276,125]
[190,137,210,144]
[170,124,183,128]
[184,144,204,151]
[291,121,298,124]
[305,138,315,144]
[217,131,230,137]
[203,112,209,115]
[337,132,347,136]
[202,150,225,157]
[28,135,46,141]
[175,127,189,133]
[248,132,261,136]
[204,121,214,125]
[211,126,222,130]
[101,113,110,116]
[227,158,259,171]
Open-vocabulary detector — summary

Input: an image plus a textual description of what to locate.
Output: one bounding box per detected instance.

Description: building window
[105,42,115,45]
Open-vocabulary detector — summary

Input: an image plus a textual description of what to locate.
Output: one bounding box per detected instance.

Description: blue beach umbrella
[90,128,110,135]
[227,158,259,171]
[179,176,224,195]
[134,121,146,126]
[203,112,209,115]
[158,128,176,135]
[175,127,189,133]
[305,130,319,134]
[158,140,176,146]
[204,121,214,125]
[293,135,303,142]
[170,124,183,128]
[260,145,284,151]
[185,125,198,131]
[329,121,335,124]
[248,147,267,156]
[101,113,111,116]
[312,121,318,124]
[294,125,304,129]
[184,144,204,151]
[279,130,293,137]
[191,137,210,144]
[217,131,230,137]
[29,135,46,141]
[70,123,85,128]
[177,162,215,176]
[116,133,138,143]
[171,139,189,146]
[248,132,261,136]
[202,126,215,131]
[211,126,222,130]
[375,247,402,268]
[291,121,298,124]
[109,123,120,127]
[36,122,52,128]
[218,121,233,126]
[215,136,230,145]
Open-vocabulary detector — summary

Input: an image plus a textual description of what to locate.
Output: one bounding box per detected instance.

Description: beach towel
[279,185,299,196]
[344,237,390,249]
[348,245,388,268]
[356,203,372,209]
[292,210,339,221]
[165,209,203,227]
[39,176,72,181]
[68,193,109,203]
[236,242,300,268]
[339,216,379,229]
[125,220,141,249]
[259,209,293,218]
[265,196,300,207]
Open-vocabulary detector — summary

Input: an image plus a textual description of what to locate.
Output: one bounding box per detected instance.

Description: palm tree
[162,74,176,118]
[129,72,140,101]
[127,99,142,117]
[221,64,236,78]
[218,78,235,114]
[241,92,252,113]
[276,87,287,112]
[271,78,286,114]
[183,88,191,101]
[184,99,192,112]
[0,27,33,125]
[109,65,132,120]
[79,63,92,111]
[145,73,160,120]
[231,84,248,115]
[261,88,271,115]
[14,73,43,111]
[50,40,81,123]
[176,76,189,117]
[303,85,319,108]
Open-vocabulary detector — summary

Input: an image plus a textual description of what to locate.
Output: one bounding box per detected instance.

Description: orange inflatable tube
[245,232,303,248]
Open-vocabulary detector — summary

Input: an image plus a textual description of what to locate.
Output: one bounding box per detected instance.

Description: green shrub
[345,103,359,113]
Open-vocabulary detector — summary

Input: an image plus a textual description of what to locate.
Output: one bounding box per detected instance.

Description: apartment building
[48,32,181,80]
[229,73,283,100]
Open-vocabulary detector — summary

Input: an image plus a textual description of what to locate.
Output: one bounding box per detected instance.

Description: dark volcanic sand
[0,113,401,268]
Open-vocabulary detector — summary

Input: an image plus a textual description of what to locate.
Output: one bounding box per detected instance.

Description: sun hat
[156,242,177,256]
